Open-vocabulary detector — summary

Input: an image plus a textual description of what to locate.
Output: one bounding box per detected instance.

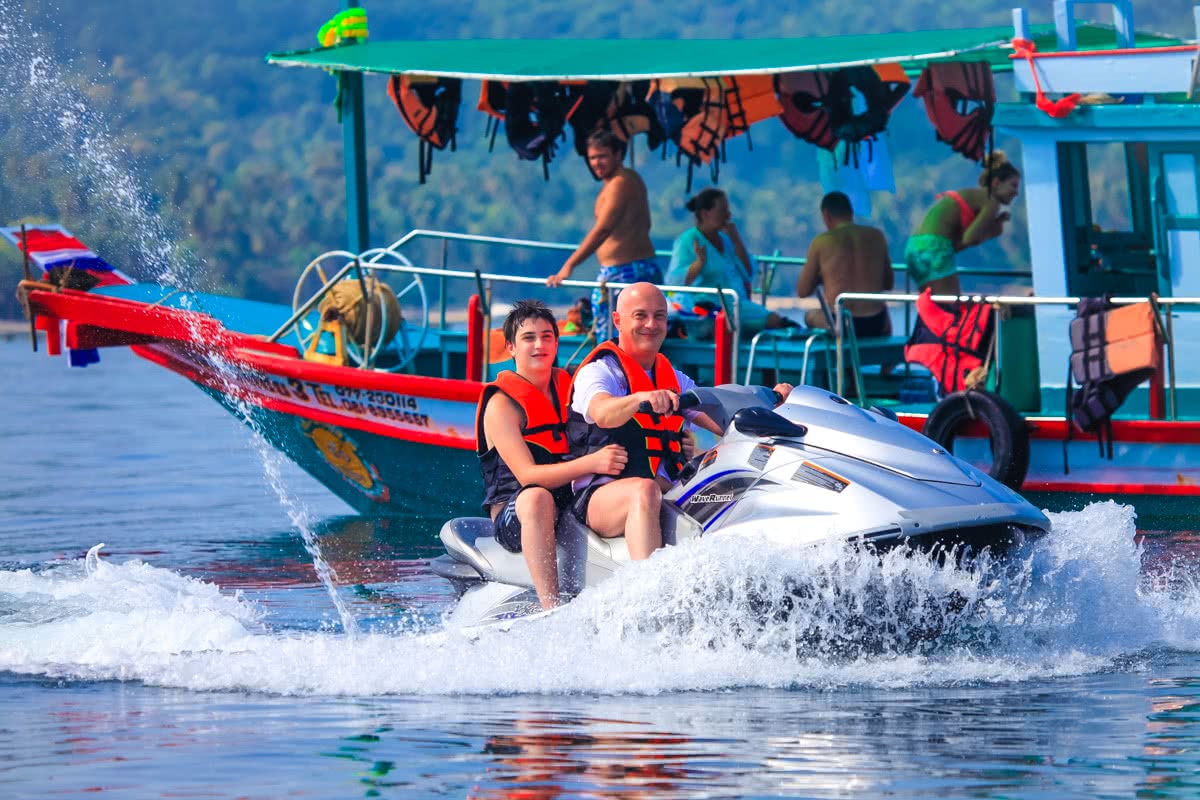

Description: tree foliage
[1,0,1192,318]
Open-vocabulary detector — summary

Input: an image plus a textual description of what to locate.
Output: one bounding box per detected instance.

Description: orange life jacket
[386,75,461,184]
[476,368,571,509]
[567,341,686,481]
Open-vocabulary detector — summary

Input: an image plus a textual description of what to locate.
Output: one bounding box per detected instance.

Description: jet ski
[431,385,1050,627]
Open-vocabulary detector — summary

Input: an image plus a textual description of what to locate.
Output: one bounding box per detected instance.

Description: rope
[1011,38,1081,119]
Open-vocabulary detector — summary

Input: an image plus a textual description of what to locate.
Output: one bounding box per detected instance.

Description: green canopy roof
[266,24,1181,80]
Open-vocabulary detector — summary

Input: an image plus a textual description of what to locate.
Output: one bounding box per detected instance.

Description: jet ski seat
[438,517,587,591]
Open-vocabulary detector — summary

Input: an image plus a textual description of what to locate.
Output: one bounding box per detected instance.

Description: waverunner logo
[691,492,735,503]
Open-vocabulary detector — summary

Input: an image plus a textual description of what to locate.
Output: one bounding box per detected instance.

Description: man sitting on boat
[797,191,895,338]
[567,282,793,558]
[476,300,628,609]
[545,131,661,342]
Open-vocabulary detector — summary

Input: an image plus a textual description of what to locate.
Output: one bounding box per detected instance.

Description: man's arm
[548,177,630,286]
[587,389,679,429]
[796,239,823,298]
[485,395,625,487]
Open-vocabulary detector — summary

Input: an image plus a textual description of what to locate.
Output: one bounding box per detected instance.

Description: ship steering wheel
[291,247,430,372]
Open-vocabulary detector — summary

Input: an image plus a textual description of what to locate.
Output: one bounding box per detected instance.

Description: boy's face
[507,317,559,371]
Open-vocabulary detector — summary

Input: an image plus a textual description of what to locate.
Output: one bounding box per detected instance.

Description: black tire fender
[922,390,1030,490]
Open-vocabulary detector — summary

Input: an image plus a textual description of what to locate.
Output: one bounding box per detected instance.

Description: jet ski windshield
[684,385,778,431]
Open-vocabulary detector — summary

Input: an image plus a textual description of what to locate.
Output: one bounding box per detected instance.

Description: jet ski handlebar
[637,388,782,416]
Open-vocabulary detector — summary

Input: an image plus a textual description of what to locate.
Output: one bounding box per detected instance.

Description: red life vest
[904,289,994,394]
[475,368,571,509]
[912,61,996,163]
[567,341,687,481]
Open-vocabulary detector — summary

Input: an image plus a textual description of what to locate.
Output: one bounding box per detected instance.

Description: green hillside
[1,0,1192,319]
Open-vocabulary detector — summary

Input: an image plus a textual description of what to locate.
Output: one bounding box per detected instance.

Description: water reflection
[1138,672,1200,795]
[471,713,710,799]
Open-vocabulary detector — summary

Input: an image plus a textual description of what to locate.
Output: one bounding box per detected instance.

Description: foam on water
[1,4,355,634]
[1,503,1196,696]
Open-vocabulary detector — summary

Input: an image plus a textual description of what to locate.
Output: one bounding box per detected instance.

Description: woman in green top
[665,188,797,334]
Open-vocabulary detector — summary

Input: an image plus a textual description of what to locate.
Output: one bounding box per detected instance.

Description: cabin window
[1057,141,1156,297]
[1086,143,1135,233]
[1162,153,1200,295]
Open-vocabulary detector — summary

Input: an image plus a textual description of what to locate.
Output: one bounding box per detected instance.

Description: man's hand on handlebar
[772,383,794,406]
[635,389,679,415]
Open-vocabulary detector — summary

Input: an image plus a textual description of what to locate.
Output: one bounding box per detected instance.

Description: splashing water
[0,4,356,634]
[1,504,1197,696]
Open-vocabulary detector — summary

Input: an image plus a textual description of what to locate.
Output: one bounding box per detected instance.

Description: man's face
[614,289,668,358]
[507,317,559,371]
[587,144,621,180]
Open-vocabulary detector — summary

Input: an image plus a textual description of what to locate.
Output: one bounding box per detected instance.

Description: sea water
[2,340,1200,799]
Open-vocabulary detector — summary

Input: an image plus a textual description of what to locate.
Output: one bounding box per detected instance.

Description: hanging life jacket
[387,75,462,184]
[722,74,783,150]
[477,80,509,153]
[567,341,687,482]
[505,81,582,180]
[1064,297,1162,462]
[646,77,728,191]
[776,70,838,150]
[776,65,908,162]
[476,368,573,511]
[607,80,665,150]
[913,61,996,164]
[565,80,666,176]
[826,65,909,165]
[904,289,995,395]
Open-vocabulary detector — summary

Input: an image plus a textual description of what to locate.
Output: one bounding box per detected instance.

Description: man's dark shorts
[493,486,570,553]
[852,307,893,339]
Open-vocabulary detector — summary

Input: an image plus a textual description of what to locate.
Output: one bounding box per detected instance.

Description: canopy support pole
[341,0,370,254]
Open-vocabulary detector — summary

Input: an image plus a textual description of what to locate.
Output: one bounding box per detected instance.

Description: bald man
[566,284,792,558]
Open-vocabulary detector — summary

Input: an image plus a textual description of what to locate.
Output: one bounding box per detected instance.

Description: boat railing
[835,291,1200,419]
[268,228,1036,383]
[269,240,743,378]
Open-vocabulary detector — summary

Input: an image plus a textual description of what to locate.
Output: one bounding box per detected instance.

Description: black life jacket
[476,368,572,510]
[505,81,581,179]
[904,289,994,394]
[1064,297,1161,464]
[826,65,909,165]
[566,80,622,158]
[646,77,728,192]
[564,80,665,177]
[777,66,908,162]
[913,61,996,164]
[567,341,687,482]
[387,75,461,184]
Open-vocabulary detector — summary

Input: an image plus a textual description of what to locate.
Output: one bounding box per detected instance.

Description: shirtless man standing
[796,192,895,338]
[547,130,661,341]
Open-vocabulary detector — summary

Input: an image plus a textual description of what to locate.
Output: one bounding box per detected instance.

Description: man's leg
[514,487,561,609]
[584,478,662,560]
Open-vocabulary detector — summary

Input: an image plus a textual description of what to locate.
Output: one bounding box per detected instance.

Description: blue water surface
[2,339,1200,799]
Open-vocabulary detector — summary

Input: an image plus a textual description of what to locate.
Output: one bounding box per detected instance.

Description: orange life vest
[476,368,571,509]
[567,341,687,481]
